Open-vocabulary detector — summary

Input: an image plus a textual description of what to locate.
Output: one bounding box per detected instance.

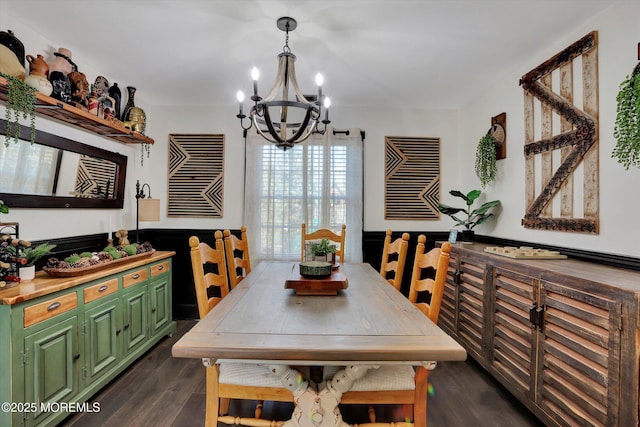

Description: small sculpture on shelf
[67,70,89,111]
[115,229,130,247]
[50,71,72,103]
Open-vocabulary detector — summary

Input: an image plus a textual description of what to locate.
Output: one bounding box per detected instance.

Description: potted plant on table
[311,238,337,264]
[438,189,500,242]
[2,241,56,281]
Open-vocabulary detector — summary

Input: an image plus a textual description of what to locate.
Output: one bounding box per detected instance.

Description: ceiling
[2,0,615,110]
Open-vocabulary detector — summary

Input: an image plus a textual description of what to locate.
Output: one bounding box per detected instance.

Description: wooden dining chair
[339,238,453,427]
[379,229,410,291]
[189,231,229,319]
[301,223,347,263]
[224,226,251,289]
[190,231,293,427]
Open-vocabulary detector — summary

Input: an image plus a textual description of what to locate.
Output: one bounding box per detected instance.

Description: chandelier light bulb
[324,96,331,109]
[315,73,324,87]
[251,67,260,81]
[236,91,245,103]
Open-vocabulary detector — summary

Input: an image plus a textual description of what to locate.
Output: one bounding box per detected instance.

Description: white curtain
[244,127,363,263]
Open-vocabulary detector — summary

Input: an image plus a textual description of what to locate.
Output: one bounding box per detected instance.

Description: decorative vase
[19,265,36,281]
[122,86,136,121]
[108,82,122,120]
[47,47,74,76]
[26,54,49,77]
[0,45,25,80]
[24,73,53,96]
[0,29,25,65]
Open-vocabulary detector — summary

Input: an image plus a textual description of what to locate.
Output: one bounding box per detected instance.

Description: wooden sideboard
[437,242,639,427]
[0,251,175,427]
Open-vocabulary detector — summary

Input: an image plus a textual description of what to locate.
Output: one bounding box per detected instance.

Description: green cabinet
[24,316,80,427]
[0,252,176,427]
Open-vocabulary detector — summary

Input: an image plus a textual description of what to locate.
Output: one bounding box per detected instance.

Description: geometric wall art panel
[168,134,224,217]
[384,136,440,220]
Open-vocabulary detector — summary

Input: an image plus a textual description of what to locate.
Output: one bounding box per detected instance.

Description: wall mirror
[0,118,127,208]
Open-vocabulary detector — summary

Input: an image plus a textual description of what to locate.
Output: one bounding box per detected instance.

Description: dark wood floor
[61,320,544,427]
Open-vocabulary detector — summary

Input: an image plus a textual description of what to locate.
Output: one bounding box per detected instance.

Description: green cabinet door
[149,274,171,336]
[84,298,120,386]
[122,285,148,354]
[24,316,79,427]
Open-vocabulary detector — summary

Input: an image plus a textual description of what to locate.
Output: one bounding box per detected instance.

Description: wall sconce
[135,180,160,243]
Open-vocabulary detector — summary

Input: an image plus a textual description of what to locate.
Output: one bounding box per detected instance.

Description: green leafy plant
[612,64,640,169]
[0,71,37,146]
[312,238,336,256]
[475,133,497,188]
[438,189,500,231]
[5,242,57,267]
[0,199,8,214]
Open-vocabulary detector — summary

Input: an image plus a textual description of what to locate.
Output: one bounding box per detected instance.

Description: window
[245,129,363,262]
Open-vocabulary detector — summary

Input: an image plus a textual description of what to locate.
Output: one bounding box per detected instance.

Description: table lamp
[135,179,160,243]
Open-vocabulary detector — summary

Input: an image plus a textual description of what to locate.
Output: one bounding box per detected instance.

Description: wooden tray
[484,246,567,260]
[285,264,348,295]
[43,250,156,277]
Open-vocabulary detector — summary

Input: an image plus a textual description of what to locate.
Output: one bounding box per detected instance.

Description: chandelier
[236,17,330,150]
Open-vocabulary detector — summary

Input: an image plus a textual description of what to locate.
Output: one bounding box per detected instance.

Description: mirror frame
[0,118,127,208]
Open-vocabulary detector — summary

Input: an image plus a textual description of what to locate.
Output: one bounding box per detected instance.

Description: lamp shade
[138,198,160,221]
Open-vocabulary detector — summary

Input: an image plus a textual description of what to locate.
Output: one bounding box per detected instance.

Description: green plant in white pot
[4,242,56,281]
[438,189,500,242]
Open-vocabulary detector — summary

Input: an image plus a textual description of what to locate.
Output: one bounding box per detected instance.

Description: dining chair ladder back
[340,239,453,427]
[301,223,347,263]
[191,231,292,427]
[408,237,452,323]
[379,229,410,291]
[189,231,229,319]
[224,226,251,289]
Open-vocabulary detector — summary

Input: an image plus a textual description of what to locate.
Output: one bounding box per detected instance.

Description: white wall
[457,1,640,257]
[3,2,639,259]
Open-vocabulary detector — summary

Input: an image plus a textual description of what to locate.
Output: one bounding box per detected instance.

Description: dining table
[172,261,467,427]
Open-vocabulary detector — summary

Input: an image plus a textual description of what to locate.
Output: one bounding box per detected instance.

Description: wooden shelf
[0,76,154,145]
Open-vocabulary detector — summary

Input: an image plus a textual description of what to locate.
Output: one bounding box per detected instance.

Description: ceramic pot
[0,45,25,80]
[24,73,53,96]
[108,83,122,120]
[0,30,25,65]
[26,54,49,77]
[19,265,35,281]
[47,47,74,76]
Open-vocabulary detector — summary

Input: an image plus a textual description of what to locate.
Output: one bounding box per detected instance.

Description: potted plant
[1,71,37,146]
[475,133,497,188]
[438,189,500,242]
[0,199,8,214]
[2,241,56,281]
[311,238,336,264]
[612,63,640,169]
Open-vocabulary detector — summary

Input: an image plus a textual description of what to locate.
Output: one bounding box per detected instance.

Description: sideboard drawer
[123,268,148,288]
[151,261,170,277]
[24,292,78,327]
[84,278,119,303]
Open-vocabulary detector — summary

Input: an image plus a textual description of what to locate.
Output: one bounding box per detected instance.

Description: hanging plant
[0,71,37,146]
[612,63,640,170]
[475,133,497,188]
[140,142,151,166]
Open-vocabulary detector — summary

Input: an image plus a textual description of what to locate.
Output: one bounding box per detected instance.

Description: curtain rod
[332,129,366,141]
